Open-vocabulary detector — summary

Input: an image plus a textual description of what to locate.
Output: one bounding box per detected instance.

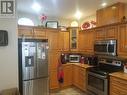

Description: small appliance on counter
[87,56,98,66]
[69,54,81,63]
[60,53,69,64]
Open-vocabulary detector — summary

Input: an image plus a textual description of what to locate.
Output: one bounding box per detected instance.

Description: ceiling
[17,0,127,20]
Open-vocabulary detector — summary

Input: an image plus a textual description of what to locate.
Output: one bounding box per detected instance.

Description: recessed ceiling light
[75,11,82,20]
[101,3,107,7]
[32,2,41,12]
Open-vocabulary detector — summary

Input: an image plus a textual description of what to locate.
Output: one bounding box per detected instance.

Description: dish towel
[57,58,64,83]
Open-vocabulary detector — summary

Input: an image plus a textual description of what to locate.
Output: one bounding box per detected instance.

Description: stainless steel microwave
[69,54,81,63]
[94,40,117,56]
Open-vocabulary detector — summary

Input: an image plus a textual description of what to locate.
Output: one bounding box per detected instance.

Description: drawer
[111,85,127,95]
[110,77,127,90]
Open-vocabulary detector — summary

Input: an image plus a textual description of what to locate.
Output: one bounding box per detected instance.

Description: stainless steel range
[87,57,123,95]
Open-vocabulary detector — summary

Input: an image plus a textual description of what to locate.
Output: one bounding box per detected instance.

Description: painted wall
[0,18,18,90]
[18,11,72,27]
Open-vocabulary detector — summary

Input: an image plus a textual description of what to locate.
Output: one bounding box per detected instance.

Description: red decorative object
[81,22,90,30]
[40,14,47,23]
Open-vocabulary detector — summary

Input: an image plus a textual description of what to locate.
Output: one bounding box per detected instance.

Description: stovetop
[89,63,123,76]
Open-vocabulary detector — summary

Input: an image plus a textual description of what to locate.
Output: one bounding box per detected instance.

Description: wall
[18,11,72,27]
[0,18,18,90]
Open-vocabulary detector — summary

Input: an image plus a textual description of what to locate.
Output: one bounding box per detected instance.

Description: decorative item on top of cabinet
[96,2,125,26]
[69,27,79,51]
[118,23,127,56]
[79,29,94,53]
[18,25,34,38]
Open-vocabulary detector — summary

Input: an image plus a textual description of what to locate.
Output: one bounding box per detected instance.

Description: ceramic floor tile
[50,87,87,95]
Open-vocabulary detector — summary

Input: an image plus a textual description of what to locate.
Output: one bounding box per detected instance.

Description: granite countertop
[110,71,127,81]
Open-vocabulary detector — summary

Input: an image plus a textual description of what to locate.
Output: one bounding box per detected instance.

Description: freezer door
[23,78,49,95]
[36,42,48,78]
[22,42,37,80]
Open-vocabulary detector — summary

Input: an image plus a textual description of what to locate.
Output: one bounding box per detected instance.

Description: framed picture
[45,21,58,28]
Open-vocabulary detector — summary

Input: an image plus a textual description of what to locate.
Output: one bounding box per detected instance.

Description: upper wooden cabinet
[95,25,118,40]
[118,23,127,56]
[96,2,125,26]
[69,27,79,51]
[78,29,94,53]
[46,29,60,51]
[18,25,34,38]
[33,27,46,39]
[58,31,70,51]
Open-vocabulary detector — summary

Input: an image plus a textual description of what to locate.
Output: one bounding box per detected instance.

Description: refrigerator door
[23,78,49,95]
[22,42,37,80]
[36,42,48,78]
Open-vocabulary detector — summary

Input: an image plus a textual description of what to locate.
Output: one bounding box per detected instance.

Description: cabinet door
[34,28,46,39]
[70,27,79,51]
[79,30,94,53]
[46,30,59,51]
[118,24,127,56]
[18,26,34,38]
[62,65,72,87]
[63,32,70,51]
[95,28,105,40]
[105,26,117,39]
[58,31,70,51]
[49,70,59,90]
[48,51,60,70]
[72,65,79,86]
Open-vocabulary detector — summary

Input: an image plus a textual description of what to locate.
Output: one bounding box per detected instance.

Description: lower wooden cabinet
[110,76,127,95]
[72,65,86,91]
[61,65,72,87]
[49,70,59,90]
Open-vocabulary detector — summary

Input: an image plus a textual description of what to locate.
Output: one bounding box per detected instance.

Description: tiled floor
[50,87,88,95]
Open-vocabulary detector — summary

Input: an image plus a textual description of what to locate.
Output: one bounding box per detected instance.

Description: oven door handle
[88,72,107,79]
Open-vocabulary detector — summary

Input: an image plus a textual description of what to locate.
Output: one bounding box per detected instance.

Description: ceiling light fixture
[75,11,82,20]
[101,2,107,7]
[32,2,41,12]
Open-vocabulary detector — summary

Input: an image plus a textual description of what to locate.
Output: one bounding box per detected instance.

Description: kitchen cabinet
[33,27,46,39]
[18,25,34,38]
[48,51,60,70]
[49,70,59,90]
[46,29,60,51]
[79,29,94,53]
[69,27,79,51]
[118,23,127,56]
[61,64,72,87]
[110,76,127,95]
[105,25,118,39]
[95,25,117,40]
[96,2,125,26]
[58,31,70,51]
[72,65,86,91]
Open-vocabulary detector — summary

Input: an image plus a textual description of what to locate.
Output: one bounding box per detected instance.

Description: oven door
[87,72,108,95]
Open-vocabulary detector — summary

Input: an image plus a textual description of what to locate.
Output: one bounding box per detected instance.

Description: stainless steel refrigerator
[18,39,49,95]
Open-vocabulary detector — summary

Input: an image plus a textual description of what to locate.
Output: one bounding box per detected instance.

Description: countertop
[62,63,93,69]
[110,71,127,81]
